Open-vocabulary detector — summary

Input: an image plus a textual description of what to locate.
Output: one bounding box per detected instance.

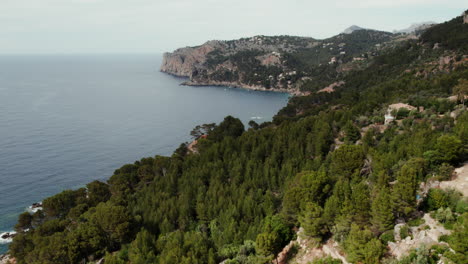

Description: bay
[0,54,289,253]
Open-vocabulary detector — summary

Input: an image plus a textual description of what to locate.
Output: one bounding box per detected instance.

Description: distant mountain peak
[394,21,437,34]
[342,25,365,34]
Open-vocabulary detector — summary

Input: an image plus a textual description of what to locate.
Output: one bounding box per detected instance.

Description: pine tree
[350,182,371,226]
[299,202,327,239]
[371,186,395,232]
[392,165,418,218]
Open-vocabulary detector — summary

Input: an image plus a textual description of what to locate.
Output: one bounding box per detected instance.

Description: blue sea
[0,54,289,253]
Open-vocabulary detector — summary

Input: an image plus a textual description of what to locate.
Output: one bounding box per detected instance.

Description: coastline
[0,254,13,264]
[181,80,297,95]
[159,69,305,96]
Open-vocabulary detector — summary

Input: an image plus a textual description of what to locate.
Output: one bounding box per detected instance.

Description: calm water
[0,54,289,253]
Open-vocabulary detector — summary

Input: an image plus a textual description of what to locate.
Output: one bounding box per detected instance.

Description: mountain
[6,10,468,264]
[342,25,365,34]
[394,21,437,34]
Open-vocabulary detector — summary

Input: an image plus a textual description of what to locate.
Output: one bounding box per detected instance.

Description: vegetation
[8,12,468,264]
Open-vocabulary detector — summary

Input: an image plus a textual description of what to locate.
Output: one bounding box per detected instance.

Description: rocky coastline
[181,80,304,96]
[0,254,14,264]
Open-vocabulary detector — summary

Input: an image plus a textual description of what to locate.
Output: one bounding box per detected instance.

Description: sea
[0,54,289,253]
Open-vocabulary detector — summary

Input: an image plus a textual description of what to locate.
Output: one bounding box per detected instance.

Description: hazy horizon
[1,0,466,54]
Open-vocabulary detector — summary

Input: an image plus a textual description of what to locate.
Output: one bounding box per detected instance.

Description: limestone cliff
[160,40,222,77]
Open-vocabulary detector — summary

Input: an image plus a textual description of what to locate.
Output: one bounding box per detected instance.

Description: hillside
[5,10,468,264]
[161,30,396,94]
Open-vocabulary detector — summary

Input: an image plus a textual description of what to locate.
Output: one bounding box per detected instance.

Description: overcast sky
[0,0,466,54]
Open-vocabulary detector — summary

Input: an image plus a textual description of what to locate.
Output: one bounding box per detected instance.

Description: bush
[379,230,395,244]
[456,199,468,214]
[435,207,455,224]
[408,218,425,227]
[396,108,410,119]
[311,256,342,264]
[400,225,411,239]
[435,163,454,181]
[425,188,449,211]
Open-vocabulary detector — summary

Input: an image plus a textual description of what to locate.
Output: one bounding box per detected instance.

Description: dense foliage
[9,13,468,264]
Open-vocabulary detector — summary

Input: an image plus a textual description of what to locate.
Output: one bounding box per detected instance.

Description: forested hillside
[8,11,468,264]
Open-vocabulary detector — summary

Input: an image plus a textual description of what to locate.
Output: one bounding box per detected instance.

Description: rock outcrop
[160,41,222,77]
[0,255,15,264]
[388,214,451,259]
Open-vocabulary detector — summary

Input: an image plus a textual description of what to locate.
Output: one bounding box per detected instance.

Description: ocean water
[0,54,289,253]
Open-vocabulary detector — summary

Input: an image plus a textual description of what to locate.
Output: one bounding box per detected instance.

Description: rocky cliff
[160,41,222,77]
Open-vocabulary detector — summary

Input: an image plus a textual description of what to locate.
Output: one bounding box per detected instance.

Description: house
[384,114,395,124]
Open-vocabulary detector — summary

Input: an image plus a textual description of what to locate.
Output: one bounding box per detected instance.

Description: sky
[0,0,466,54]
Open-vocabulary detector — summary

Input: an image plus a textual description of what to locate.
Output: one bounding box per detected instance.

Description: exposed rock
[0,232,16,241]
[317,81,345,93]
[27,202,43,213]
[275,227,349,264]
[464,11,468,24]
[160,41,221,77]
[388,103,417,112]
[31,202,42,209]
[439,162,468,197]
[0,255,16,264]
[181,80,297,94]
[388,214,451,259]
[256,53,282,66]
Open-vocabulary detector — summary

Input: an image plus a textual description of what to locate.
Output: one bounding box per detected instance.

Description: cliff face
[160,41,222,77]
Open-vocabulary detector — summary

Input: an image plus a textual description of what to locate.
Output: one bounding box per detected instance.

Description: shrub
[400,225,411,239]
[379,230,395,244]
[408,218,425,227]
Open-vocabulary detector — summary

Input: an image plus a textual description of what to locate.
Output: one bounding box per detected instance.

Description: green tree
[128,229,157,264]
[255,231,281,259]
[453,78,468,107]
[300,202,327,239]
[329,145,365,180]
[42,188,87,218]
[190,123,216,139]
[86,180,111,207]
[210,116,245,141]
[392,165,418,218]
[344,224,384,264]
[371,186,395,233]
[15,212,32,232]
[86,202,133,250]
[344,121,361,143]
[435,135,463,163]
